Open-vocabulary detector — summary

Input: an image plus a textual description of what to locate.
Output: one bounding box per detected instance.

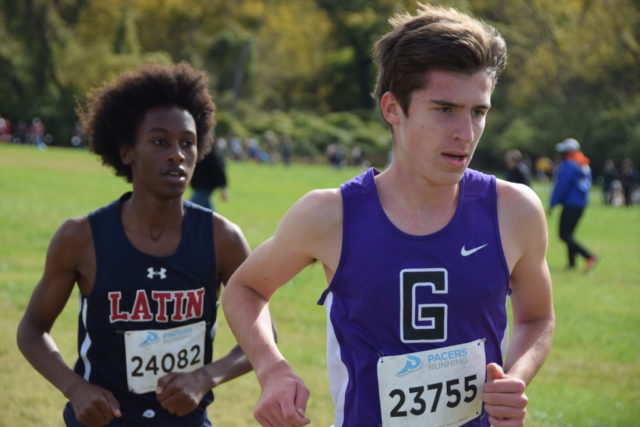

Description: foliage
[0,0,638,172]
[213,102,391,164]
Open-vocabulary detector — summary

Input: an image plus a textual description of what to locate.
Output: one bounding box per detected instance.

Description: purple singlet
[318,168,510,426]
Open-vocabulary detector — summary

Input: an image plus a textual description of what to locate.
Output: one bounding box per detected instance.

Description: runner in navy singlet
[223,4,554,427]
[17,63,252,427]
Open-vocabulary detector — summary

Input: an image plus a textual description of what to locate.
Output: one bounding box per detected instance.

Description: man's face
[121,106,198,199]
[384,69,493,186]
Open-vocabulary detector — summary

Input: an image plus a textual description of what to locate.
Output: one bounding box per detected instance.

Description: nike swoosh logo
[461,244,488,256]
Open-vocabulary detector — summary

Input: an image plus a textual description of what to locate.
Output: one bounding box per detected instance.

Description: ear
[119,145,133,166]
[380,91,402,126]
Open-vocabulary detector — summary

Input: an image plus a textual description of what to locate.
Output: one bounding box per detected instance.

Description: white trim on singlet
[211,319,218,340]
[325,292,348,427]
[79,296,92,380]
[500,300,509,361]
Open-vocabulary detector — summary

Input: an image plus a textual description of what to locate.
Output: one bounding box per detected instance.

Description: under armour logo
[142,409,156,419]
[146,267,167,279]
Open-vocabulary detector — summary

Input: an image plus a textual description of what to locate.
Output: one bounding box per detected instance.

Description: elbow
[220,278,239,313]
[16,316,34,356]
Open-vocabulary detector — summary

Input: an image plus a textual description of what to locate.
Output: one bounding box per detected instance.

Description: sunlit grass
[1,143,638,426]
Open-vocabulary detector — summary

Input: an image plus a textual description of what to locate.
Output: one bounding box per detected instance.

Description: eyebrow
[429,99,491,110]
[147,127,196,135]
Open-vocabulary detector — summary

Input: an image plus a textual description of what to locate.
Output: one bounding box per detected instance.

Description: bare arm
[157,214,254,415]
[16,218,121,427]
[483,181,555,427]
[500,182,555,382]
[222,189,342,426]
[209,213,254,386]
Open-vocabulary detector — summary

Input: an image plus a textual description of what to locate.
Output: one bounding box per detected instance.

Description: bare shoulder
[257,187,343,271]
[290,188,342,266]
[40,215,95,296]
[52,216,93,253]
[284,188,342,231]
[212,212,246,245]
[212,212,251,284]
[227,188,343,296]
[496,179,545,220]
[496,180,547,240]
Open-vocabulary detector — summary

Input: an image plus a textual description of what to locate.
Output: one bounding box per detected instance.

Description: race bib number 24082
[124,321,206,394]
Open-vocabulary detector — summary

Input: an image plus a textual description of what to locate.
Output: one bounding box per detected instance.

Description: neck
[121,191,184,241]
[375,167,461,235]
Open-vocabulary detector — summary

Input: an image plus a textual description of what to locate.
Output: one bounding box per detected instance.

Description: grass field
[1,143,638,426]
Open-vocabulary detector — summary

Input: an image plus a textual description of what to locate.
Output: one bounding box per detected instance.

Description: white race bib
[124,321,206,394]
[377,339,486,427]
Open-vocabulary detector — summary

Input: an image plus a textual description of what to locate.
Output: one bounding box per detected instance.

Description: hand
[156,371,209,417]
[254,362,310,427]
[483,363,528,427]
[67,380,121,427]
[219,188,229,202]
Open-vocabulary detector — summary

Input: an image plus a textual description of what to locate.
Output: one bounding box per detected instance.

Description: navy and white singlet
[318,168,510,427]
[66,193,218,426]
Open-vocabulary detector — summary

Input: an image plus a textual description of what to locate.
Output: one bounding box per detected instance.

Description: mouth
[442,152,468,162]
[162,168,187,180]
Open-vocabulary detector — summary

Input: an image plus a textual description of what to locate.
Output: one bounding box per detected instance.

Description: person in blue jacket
[549,138,598,272]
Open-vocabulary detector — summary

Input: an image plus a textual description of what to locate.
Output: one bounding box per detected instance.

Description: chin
[157,187,186,201]
[432,170,465,187]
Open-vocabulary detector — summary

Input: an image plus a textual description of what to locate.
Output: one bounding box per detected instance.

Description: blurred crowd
[0,114,85,149]
[2,112,637,205]
[503,147,639,206]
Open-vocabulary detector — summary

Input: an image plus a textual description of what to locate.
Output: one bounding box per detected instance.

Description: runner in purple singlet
[222,4,555,427]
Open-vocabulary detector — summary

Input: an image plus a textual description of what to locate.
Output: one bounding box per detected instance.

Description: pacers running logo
[396,355,423,376]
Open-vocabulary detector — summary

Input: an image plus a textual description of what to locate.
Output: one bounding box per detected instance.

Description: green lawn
[1,143,638,426]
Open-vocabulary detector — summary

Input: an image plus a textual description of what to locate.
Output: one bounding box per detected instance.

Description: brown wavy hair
[373,3,507,115]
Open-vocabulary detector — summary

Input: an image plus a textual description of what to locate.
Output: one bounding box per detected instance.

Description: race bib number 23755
[377,339,486,427]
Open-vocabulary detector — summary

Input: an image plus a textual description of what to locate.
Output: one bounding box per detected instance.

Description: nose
[453,113,475,143]
[167,140,186,163]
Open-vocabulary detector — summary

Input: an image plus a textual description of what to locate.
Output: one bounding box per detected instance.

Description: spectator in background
[216,136,229,158]
[535,155,554,182]
[230,135,244,161]
[280,135,293,166]
[247,137,260,161]
[609,180,626,206]
[350,145,365,167]
[191,144,229,211]
[30,116,45,148]
[326,142,344,169]
[597,159,619,205]
[13,120,28,144]
[264,130,279,163]
[620,158,639,206]
[247,137,270,163]
[549,138,598,272]
[504,148,532,186]
[70,122,85,148]
[0,115,11,141]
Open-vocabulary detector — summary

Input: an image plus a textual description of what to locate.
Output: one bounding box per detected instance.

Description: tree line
[1,0,638,172]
